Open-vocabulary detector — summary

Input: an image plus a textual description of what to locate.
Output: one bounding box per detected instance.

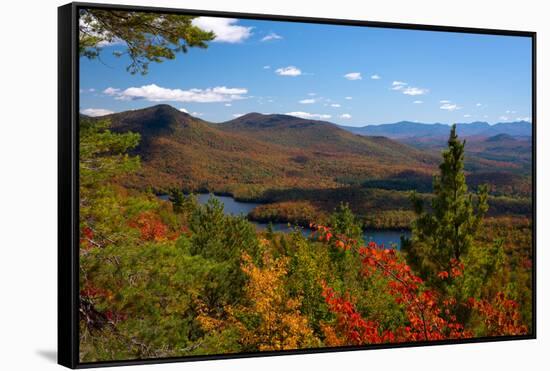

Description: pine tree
[403,125,489,281]
[329,203,363,245]
[168,188,185,214]
[79,9,214,74]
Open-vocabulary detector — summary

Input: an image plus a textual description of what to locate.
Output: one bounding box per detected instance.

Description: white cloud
[233,113,245,118]
[344,72,362,80]
[440,103,461,111]
[344,96,353,100]
[103,84,248,103]
[263,65,271,69]
[299,98,316,104]
[413,100,423,104]
[192,17,252,43]
[224,103,232,107]
[103,87,120,96]
[285,111,331,120]
[505,110,517,114]
[340,113,352,119]
[440,100,451,104]
[330,103,341,108]
[516,117,532,122]
[275,66,302,76]
[81,108,114,117]
[261,32,282,42]
[464,114,471,118]
[308,92,317,96]
[79,88,96,94]
[179,108,203,117]
[476,103,483,107]
[403,87,428,96]
[391,81,408,90]
[499,116,510,121]
[371,74,381,80]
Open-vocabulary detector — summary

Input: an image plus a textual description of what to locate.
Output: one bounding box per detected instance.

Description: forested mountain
[218,113,433,162]
[93,105,439,197]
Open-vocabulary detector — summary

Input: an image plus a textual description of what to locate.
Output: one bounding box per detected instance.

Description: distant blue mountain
[341,120,532,139]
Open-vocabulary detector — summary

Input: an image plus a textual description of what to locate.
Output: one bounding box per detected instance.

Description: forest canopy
[78,118,532,361]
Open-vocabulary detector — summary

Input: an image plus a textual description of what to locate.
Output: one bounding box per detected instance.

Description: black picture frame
[58,2,537,368]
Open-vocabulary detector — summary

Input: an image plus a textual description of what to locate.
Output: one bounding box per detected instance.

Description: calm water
[160,193,410,249]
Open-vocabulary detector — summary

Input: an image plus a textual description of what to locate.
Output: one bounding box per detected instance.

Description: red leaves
[314,222,528,343]
[450,258,464,278]
[438,259,464,280]
[80,284,111,299]
[129,211,169,241]
[82,226,94,240]
[80,226,95,250]
[322,282,387,345]
[469,293,528,336]
[315,223,472,344]
[438,271,449,279]
[311,223,354,251]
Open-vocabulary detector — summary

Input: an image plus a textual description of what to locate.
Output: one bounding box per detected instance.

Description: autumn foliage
[469,293,528,336]
[198,251,318,351]
[129,211,169,241]
[313,224,526,345]
[78,117,531,362]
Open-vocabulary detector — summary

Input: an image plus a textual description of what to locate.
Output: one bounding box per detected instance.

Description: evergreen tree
[403,125,489,281]
[329,203,364,245]
[168,188,185,214]
[79,9,214,74]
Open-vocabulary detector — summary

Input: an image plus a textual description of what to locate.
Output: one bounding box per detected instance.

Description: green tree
[188,197,260,309]
[329,203,363,245]
[403,125,489,281]
[79,9,214,74]
[168,188,185,214]
[79,117,141,242]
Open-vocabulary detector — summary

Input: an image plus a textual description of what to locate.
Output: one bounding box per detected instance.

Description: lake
[160,193,410,249]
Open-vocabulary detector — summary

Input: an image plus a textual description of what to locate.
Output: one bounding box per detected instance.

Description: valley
[92,104,532,231]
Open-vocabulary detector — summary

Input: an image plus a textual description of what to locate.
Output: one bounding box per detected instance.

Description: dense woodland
[78,9,532,362]
[79,117,532,362]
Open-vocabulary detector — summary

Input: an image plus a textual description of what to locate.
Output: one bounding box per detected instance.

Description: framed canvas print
[58,2,536,368]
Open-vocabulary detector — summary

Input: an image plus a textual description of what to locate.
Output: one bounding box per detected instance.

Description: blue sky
[79,16,532,126]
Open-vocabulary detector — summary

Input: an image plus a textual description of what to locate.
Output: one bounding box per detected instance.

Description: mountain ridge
[90,104,439,195]
[340,120,532,139]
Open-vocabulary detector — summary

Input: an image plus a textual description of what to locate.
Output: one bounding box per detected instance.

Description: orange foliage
[129,211,169,241]
[469,293,528,336]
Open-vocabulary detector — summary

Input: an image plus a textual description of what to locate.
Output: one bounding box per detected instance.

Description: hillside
[99,105,438,199]
[217,113,436,165]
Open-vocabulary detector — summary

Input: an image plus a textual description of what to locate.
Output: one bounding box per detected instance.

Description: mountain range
[84,104,531,199]
[340,120,532,140]
[87,105,441,195]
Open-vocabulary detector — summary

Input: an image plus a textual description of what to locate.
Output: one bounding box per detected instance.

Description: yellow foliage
[197,250,319,351]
